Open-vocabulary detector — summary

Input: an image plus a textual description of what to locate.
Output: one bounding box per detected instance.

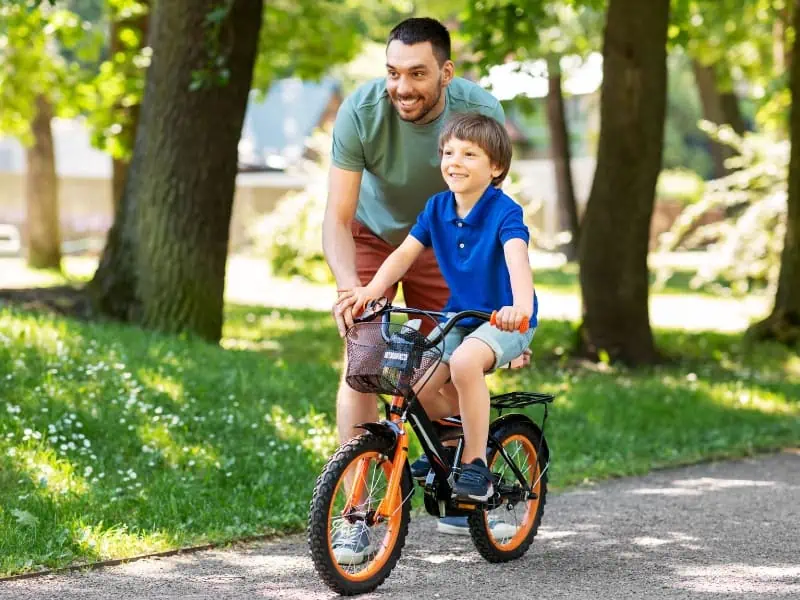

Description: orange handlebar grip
[490,311,530,333]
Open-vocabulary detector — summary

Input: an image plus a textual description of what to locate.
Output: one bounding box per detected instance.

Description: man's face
[385,41,453,125]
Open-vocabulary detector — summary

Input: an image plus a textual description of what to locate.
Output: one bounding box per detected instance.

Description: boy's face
[440,137,502,197]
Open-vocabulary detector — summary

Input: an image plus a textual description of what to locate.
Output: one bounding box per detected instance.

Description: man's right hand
[333,285,378,337]
[333,292,358,338]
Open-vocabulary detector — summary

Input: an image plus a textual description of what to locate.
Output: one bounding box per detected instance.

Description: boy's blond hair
[438,112,512,186]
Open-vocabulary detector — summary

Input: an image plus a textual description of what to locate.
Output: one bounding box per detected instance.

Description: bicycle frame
[342,300,541,524]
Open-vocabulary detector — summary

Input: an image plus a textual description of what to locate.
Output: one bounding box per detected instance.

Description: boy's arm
[495,238,534,331]
[335,236,425,334]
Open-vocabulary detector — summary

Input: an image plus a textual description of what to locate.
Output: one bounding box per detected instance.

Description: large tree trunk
[692,60,735,178]
[25,95,61,270]
[89,0,263,342]
[546,57,580,262]
[110,1,149,211]
[576,0,669,365]
[748,0,800,345]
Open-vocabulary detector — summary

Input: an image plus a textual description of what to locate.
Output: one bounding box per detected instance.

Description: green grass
[533,262,739,297]
[1,304,799,576]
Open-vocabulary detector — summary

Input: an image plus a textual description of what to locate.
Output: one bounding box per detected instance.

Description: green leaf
[11,509,39,528]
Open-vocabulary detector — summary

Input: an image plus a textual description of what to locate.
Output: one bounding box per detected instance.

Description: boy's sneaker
[452,458,494,502]
[436,515,519,538]
[409,454,432,480]
[436,516,470,535]
[332,521,375,565]
[410,447,456,481]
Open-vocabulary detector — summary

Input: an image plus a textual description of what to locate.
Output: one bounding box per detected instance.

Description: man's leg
[339,221,399,445]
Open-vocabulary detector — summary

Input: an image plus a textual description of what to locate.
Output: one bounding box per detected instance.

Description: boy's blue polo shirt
[409,185,538,328]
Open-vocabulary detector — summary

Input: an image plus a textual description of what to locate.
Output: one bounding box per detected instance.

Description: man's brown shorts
[352,220,449,334]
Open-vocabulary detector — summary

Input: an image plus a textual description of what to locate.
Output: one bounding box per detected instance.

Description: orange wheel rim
[327,451,404,581]
[486,433,541,550]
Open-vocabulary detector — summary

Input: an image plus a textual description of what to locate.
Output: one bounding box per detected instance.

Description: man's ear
[441,60,455,86]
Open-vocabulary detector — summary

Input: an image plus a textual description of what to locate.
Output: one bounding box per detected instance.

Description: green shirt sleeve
[331,100,365,172]
[488,99,505,125]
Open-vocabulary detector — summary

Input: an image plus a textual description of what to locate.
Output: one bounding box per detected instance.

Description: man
[323,17,523,547]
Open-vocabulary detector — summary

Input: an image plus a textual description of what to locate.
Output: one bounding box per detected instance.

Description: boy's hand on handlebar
[491,305,531,333]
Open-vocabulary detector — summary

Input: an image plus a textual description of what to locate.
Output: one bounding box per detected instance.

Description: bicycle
[307,298,553,596]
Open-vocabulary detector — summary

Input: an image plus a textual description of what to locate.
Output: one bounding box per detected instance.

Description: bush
[250,130,334,284]
[655,126,787,296]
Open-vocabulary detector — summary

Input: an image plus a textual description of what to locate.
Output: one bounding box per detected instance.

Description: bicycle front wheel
[308,432,412,596]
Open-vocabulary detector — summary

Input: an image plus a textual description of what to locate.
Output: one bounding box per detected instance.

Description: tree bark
[748,0,800,345]
[110,1,149,212]
[89,0,264,342]
[576,0,669,365]
[25,95,62,270]
[546,58,580,261]
[720,91,746,136]
[692,60,734,178]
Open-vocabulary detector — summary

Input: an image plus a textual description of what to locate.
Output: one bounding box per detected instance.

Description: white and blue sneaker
[332,521,375,565]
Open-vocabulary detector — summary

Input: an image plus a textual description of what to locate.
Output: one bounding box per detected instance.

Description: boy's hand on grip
[490,306,530,333]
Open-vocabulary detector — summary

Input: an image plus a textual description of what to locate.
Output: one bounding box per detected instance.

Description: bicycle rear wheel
[308,432,412,595]
[468,419,548,562]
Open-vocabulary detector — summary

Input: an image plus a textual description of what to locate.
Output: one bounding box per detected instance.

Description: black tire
[468,420,548,562]
[308,432,413,595]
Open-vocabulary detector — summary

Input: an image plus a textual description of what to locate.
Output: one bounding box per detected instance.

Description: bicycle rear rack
[490,391,554,411]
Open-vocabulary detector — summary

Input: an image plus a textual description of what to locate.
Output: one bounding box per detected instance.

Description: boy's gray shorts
[429,322,536,372]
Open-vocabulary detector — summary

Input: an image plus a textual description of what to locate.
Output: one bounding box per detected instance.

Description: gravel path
[3,451,798,600]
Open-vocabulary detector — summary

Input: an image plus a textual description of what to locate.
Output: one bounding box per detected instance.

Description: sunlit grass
[0,302,798,577]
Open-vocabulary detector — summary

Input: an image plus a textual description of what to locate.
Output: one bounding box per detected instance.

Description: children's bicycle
[307,298,553,596]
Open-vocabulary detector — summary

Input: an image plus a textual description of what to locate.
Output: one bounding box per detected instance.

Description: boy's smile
[440,137,503,208]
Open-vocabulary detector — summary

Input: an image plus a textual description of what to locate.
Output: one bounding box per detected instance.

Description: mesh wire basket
[345,321,442,395]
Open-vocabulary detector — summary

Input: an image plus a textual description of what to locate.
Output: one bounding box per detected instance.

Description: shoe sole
[436,521,471,536]
[333,545,376,565]
[453,484,494,503]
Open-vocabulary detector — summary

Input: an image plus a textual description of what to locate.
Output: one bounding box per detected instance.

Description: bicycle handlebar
[353,298,529,347]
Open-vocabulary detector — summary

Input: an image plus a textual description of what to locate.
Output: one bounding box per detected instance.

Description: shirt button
[458,243,465,249]
[457,222,463,228]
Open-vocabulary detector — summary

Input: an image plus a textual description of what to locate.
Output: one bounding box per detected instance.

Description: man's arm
[322,165,363,291]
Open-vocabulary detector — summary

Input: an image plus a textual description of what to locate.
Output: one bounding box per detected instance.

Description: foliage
[1,302,799,575]
[670,0,792,134]
[655,129,788,296]
[82,0,149,161]
[657,168,705,206]
[250,130,332,283]
[0,3,102,143]
[663,50,715,177]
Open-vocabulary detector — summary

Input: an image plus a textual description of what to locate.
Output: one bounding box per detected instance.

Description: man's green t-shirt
[331,76,505,246]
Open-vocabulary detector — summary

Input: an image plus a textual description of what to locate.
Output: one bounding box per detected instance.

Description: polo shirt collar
[444,185,501,225]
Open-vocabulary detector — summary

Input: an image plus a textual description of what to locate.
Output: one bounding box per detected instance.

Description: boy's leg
[448,339,496,464]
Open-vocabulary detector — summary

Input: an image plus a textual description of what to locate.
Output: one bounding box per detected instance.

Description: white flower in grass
[84,466,93,477]
[7,448,16,457]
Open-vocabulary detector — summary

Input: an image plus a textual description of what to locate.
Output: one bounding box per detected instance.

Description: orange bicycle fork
[343,394,409,524]
[342,392,459,524]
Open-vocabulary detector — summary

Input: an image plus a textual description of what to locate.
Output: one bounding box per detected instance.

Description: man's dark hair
[386,17,451,66]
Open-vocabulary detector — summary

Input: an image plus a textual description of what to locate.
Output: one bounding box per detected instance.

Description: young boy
[336,112,537,502]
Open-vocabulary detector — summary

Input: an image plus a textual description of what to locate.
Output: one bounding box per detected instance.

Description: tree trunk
[748,0,800,345]
[576,0,669,365]
[546,58,580,262]
[720,91,746,136]
[110,2,149,211]
[25,95,61,270]
[692,60,733,178]
[89,0,264,342]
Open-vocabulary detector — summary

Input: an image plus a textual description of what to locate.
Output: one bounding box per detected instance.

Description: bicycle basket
[345,321,442,395]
